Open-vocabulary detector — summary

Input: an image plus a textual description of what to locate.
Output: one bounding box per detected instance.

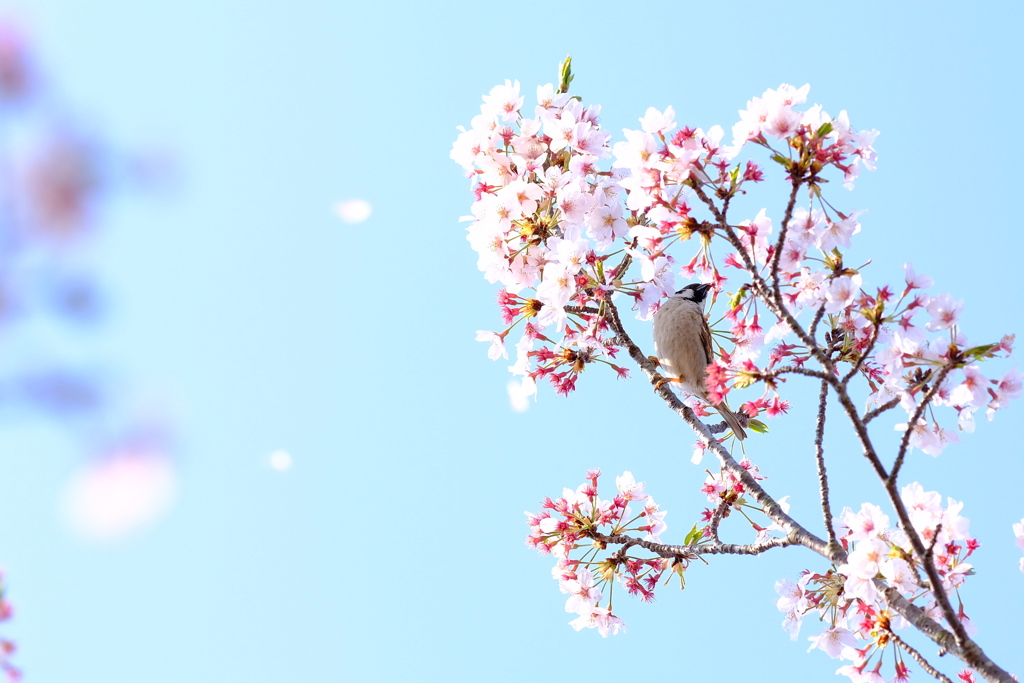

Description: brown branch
[863,396,901,424]
[809,304,828,344]
[602,202,1012,679]
[822,375,1009,679]
[706,498,731,543]
[813,379,838,550]
[603,298,835,561]
[599,531,801,558]
[768,177,803,304]
[689,180,834,373]
[762,365,831,382]
[888,364,956,484]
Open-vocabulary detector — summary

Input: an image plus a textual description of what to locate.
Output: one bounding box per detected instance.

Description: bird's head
[675,283,712,306]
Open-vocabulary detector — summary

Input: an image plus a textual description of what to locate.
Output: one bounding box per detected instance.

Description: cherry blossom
[459,63,1016,681]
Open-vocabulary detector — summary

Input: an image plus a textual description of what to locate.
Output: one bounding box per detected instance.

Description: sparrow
[652,283,747,440]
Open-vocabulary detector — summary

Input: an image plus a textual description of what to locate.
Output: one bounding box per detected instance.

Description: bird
[652,282,747,440]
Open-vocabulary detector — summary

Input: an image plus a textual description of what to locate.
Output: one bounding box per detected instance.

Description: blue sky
[0,1,1021,682]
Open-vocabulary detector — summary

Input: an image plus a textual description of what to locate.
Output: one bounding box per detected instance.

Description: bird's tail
[714,404,748,441]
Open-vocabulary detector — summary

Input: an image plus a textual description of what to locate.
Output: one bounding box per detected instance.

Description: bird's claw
[652,374,679,392]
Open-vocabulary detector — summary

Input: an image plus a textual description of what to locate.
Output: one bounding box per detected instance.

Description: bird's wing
[700,316,713,367]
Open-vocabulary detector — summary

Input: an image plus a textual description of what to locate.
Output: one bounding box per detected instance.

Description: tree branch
[599,531,802,558]
[603,265,1012,681]
[768,177,803,304]
[888,364,956,484]
[603,298,835,561]
[863,397,900,424]
[813,379,838,550]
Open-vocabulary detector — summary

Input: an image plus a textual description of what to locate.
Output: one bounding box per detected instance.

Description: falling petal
[268,449,293,471]
[334,199,372,223]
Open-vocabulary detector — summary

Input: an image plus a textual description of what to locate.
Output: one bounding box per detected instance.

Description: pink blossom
[903,262,933,290]
[612,128,659,172]
[568,606,626,637]
[535,83,571,117]
[561,567,602,615]
[816,212,861,252]
[807,626,857,659]
[639,105,676,135]
[640,498,668,541]
[880,557,917,596]
[775,578,806,613]
[949,366,988,408]
[737,208,773,265]
[824,274,862,314]
[475,330,508,360]
[482,79,524,122]
[925,293,963,331]
[615,471,647,501]
[841,503,890,542]
[894,418,946,456]
[988,367,1023,418]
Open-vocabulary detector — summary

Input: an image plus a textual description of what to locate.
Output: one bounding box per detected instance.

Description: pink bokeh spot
[63,448,178,542]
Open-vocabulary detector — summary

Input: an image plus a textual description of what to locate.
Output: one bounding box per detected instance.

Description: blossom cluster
[456,76,1018,453]
[455,77,633,399]
[775,484,977,682]
[524,470,673,636]
[0,572,18,682]
[698,457,792,540]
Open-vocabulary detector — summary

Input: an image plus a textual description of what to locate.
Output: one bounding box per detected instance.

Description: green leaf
[683,524,703,546]
[770,154,791,169]
[966,343,998,359]
[816,121,834,137]
[747,419,769,434]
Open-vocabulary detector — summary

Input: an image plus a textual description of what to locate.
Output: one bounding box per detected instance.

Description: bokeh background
[0,1,1020,682]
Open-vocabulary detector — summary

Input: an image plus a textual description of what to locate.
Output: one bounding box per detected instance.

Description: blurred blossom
[334,199,372,223]
[0,22,31,101]
[0,17,170,441]
[507,379,531,413]
[268,449,293,471]
[62,445,178,542]
[20,134,98,242]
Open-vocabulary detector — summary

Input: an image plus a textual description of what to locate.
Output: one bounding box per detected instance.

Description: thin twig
[863,397,901,424]
[768,178,803,306]
[690,180,834,373]
[890,633,954,683]
[761,365,831,382]
[841,320,882,384]
[809,304,827,344]
[924,523,944,573]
